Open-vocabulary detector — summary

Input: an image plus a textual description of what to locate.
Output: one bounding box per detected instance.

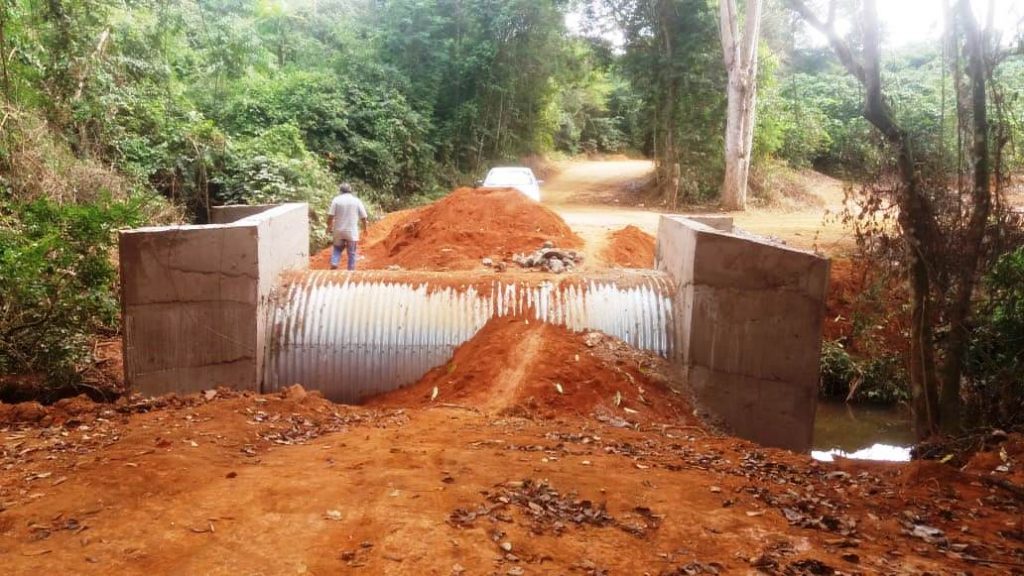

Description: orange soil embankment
[367,316,696,426]
[601,225,656,268]
[4,387,1024,574]
[824,258,908,354]
[312,188,582,270]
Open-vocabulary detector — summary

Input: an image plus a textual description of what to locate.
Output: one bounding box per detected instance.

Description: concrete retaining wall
[656,216,829,452]
[120,204,308,396]
[210,204,281,224]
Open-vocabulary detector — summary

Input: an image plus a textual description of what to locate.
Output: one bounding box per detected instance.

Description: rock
[386,264,403,271]
[481,257,494,267]
[495,262,507,272]
[547,259,565,274]
[542,240,554,249]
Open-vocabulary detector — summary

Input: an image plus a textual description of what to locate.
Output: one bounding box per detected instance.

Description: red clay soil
[312,187,583,271]
[824,258,908,355]
[4,387,1024,574]
[366,317,696,426]
[600,225,656,268]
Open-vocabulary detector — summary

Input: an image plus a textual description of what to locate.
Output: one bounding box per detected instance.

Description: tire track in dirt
[480,327,544,412]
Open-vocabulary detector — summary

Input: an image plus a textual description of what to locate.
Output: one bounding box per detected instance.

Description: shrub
[819,340,857,399]
[0,195,144,384]
[964,247,1024,427]
[819,339,910,404]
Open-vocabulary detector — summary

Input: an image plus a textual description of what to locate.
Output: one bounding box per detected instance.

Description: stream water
[811,401,915,462]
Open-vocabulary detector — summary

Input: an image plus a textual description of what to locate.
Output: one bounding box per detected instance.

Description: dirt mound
[313,188,582,270]
[601,225,655,268]
[0,394,101,427]
[367,317,696,425]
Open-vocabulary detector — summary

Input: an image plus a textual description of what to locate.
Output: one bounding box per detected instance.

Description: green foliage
[819,340,910,405]
[0,195,144,381]
[757,68,876,173]
[819,340,857,399]
[217,123,336,208]
[601,0,726,199]
[215,71,435,196]
[964,247,1024,427]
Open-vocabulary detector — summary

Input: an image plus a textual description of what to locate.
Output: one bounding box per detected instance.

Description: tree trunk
[721,75,746,209]
[0,2,10,102]
[658,1,677,205]
[939,0,993,433]
[719,0,762,211]
[790,0,943,438]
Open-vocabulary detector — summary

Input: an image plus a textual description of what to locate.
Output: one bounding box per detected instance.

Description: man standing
[326,182,369,271]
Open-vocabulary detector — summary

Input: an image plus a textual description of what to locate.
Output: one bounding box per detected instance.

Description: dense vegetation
[2,1,1021,210]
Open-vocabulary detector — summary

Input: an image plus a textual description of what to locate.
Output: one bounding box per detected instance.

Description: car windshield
[484,169,533,186]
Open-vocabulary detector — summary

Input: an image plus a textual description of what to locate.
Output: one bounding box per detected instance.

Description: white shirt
[329,193,368,242]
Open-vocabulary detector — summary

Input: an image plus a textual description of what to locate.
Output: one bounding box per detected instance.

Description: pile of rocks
[511,241,583,274]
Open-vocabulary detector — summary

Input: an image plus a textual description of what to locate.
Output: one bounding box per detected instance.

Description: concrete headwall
[656,216,829,452]
[120,204,308,396]
[210,204,281,224]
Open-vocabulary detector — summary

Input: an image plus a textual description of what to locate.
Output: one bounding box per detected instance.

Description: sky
[566,1,1024,49]
[840,0,1023,47]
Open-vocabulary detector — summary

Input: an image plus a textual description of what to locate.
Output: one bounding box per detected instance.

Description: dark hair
[339,182,353,194]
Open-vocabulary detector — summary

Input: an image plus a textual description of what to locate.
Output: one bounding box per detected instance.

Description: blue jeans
[331,240,358,270]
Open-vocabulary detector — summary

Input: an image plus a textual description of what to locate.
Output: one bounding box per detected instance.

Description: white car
[479,167,542,202]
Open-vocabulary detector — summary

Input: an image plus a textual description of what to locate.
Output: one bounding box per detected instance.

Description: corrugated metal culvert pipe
[264,270,676,403]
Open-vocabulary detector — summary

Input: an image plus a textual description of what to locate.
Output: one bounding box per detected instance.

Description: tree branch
[788,0,866,84]
[741,0,763,72]
[720,0,739,70]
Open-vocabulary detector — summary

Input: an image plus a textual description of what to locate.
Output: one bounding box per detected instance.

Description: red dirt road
[4,390,1023,575]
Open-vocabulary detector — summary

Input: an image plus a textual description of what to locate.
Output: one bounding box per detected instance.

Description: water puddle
[812,401,914,463]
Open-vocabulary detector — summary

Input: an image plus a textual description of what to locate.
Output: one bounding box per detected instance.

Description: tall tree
[789,0,997,437]
[581,0,726,201]
[718,0,763,210]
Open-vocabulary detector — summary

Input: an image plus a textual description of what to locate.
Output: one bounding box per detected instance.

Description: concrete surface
[656,216,829,452]
[210,204,281,224]
[120,204,308,396]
